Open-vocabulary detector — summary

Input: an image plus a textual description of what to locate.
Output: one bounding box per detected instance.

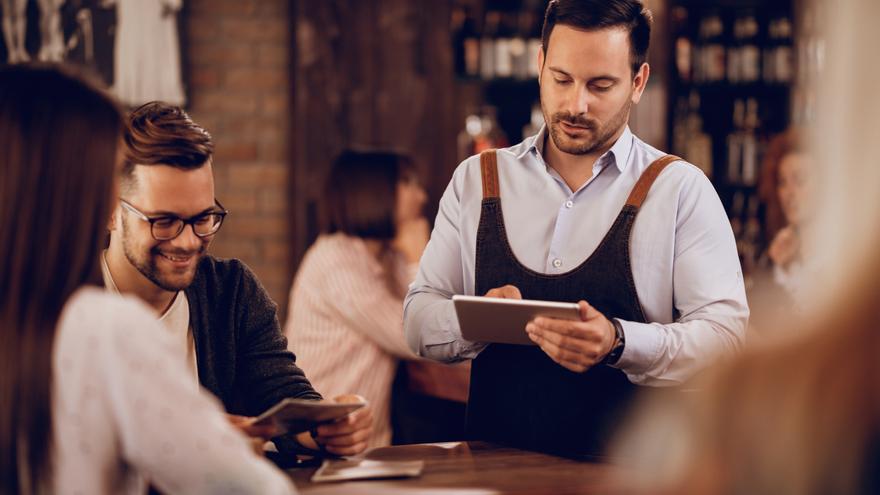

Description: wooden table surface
[286,441,627,494]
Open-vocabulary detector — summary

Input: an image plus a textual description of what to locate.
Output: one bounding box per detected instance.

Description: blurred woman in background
[0,65,293,494]
[757,128,815,303]
[747,128,815,333]
[285,150,468,448]
[613,1,880,492]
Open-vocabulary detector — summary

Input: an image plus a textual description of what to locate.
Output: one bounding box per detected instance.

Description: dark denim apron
[465,149,679,456]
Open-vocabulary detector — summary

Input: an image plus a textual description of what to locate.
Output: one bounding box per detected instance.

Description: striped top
[284,233,417,447]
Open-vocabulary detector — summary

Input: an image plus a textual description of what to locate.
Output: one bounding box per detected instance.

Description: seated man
[103,101,371,456]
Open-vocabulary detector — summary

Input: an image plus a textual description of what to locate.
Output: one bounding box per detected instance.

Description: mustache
[553,112,597,129]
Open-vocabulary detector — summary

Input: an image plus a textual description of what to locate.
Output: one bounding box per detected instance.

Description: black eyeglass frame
[119,199,229,241]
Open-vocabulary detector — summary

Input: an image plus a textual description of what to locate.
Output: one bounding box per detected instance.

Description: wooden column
[289,0,456,269]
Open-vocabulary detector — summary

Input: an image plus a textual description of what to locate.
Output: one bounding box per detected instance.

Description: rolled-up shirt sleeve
[404,161,486,362]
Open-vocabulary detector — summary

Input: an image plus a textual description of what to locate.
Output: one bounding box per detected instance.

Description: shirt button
[565,200,574,208]
[552,258,562,268]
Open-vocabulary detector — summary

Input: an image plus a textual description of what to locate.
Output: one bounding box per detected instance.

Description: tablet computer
[252,398,365,435]
[452,295,581,346]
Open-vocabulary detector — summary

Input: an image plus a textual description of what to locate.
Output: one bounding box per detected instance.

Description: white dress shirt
[404,126,748,386]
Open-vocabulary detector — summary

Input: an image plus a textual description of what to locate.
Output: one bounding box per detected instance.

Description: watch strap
[602,318,626,366]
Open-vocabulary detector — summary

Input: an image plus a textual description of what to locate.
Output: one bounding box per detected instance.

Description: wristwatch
[602,318,626,366]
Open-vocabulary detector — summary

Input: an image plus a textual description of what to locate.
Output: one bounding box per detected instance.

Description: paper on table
[311,458,425,483]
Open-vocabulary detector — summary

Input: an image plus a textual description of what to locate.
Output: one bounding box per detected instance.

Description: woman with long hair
[0,65,294,493]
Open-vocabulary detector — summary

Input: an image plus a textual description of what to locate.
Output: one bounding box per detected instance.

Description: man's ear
[537,47,545,85]
[631,62,650,104]
[108,207,118,231]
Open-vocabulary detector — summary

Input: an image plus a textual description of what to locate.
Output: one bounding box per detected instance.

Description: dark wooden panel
[289,0,457,269]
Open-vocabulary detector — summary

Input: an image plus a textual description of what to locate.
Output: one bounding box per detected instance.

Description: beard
[121,216,207,292]
[544,96,632,156]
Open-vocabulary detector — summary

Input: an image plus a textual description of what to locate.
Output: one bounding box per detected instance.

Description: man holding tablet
[103,102,372,457]
[404,0,747,455]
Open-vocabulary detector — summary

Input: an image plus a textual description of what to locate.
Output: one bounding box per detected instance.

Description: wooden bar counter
[286,441,627,494]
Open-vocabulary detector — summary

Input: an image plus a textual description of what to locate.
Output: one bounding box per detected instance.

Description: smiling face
[112,161,217,291]
[538,25,649,157]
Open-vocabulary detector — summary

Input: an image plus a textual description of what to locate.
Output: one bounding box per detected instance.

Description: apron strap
[480,149,500,199]
[481,150,681,206]
[625,155,682,209]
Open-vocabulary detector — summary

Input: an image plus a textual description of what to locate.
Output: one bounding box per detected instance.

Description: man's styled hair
[541,0,653,75]
[122,101,214,190]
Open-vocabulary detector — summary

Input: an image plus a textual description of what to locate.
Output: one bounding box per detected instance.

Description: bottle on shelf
[763,15,794,83]
[727,99,745,184]
[509,11,532,80]
[739,194,764,280]
[457,111,483,163]
[726,97,761,186]
[452,6,481,78]
[526,10,542,78]
[456,106,508,162]
[494,11,514,78]
[696,12,726,83]
[740,98,760,186]
[728,12,760,84]
[729,191,746,243]
[683,91,713,178]
[480,11,500,80]
[478,106,508,151]
[671,6,693,83]
[796,4,826,86]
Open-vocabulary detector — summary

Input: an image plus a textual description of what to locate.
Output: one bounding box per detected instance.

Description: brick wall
[184,0,294,314]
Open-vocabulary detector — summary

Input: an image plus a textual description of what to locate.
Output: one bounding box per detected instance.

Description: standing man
[104,102,372,456]
[405,0,748,455]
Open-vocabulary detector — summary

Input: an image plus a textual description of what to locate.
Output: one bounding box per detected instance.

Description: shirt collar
[101,249,180,320]
[519,124,634,174]
[606,125,634,173]
[101,250,120,294]
[517,124,548,160]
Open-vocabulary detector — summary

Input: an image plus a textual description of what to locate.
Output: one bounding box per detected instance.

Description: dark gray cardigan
[184,256,322,416]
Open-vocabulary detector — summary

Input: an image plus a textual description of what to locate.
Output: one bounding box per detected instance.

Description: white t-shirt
[51,287,295,494]
[101,251,198,384]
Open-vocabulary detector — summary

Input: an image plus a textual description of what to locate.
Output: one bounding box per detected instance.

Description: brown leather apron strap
[625,155,681,208]
[480,149,500,199]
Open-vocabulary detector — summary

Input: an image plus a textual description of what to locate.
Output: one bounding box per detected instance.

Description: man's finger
[528,330,593,367]
[530,317,584,338]
[326,442,369,457]
[318,427,371,447]
[316,411,372,437]
[577,300,604,322]
[485,285,522,299]
[526,323,592,354]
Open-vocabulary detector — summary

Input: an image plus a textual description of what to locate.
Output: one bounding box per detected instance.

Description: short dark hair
[322,150,417,240]
[541,0,653,75]
[122,101,213,190]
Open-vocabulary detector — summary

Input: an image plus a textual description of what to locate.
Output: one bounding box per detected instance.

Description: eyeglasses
[119,199,228,241]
